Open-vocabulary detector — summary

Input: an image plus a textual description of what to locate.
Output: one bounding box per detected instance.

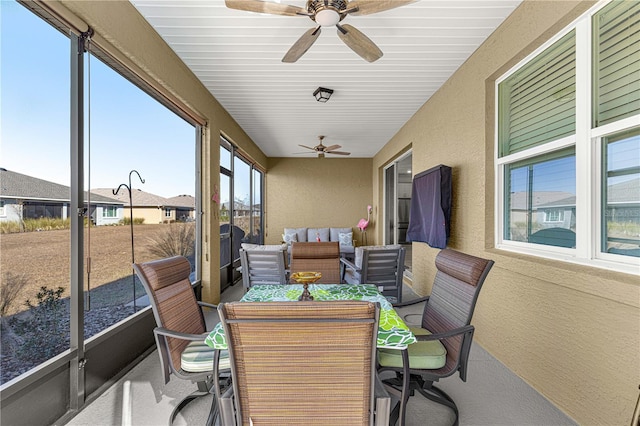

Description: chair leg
[169,381,211,426]
[416,381,459,426]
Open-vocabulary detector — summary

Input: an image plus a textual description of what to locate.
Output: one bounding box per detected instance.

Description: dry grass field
[0,224,177,316]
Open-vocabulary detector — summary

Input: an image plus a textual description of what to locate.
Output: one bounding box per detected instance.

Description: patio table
[205,283,417,350]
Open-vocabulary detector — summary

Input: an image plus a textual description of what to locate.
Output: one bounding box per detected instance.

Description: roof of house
[91,188,196,209]
[91,188,167,207]
[0,168,122,204]
[166,194,195,208]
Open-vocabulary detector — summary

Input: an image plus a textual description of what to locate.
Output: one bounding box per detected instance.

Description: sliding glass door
[384,152,412,272]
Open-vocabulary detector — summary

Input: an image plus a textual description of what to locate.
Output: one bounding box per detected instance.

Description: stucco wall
[265,157,373,244]
[373,1,640,424]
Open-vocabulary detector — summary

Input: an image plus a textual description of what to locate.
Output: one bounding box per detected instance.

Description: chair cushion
[377,326,447,369]
[181,340,230,372]
[307,227,330,242]
[284,228,307,243]
[330,227,352,242]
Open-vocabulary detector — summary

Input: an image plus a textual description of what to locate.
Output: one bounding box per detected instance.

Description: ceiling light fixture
[313,87,333,102]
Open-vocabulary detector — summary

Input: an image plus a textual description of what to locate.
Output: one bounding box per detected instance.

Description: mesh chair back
[219,301,379,426]
[360,247,405,302]
[422,249,494,377]
[289,241,341,283]
[134,256,205,375]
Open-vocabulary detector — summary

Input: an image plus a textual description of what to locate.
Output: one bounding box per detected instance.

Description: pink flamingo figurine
[357,205,372,245]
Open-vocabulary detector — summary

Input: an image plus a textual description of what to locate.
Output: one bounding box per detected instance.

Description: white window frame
[102,205,117,218]
[495,0,640,275]
[0,200,5,217]
[164,208,172,218]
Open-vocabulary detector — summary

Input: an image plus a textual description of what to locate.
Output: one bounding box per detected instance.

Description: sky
[1,1,199,199]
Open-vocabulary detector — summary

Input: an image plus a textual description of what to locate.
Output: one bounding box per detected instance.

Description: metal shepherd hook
[114,170,145,311]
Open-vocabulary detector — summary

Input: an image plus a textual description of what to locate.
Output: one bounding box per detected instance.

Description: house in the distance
[91,188,195,224]
[0,168,124,226]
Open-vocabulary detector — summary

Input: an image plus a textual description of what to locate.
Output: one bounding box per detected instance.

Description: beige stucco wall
[60,0,268,303]
[373,1,640,425]
[265,158,373,244]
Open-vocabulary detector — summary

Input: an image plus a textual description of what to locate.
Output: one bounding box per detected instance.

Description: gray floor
[66,283,577,426]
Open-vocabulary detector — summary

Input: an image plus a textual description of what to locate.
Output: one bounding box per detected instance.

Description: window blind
[499,30,576,157]
[593,0,640,127]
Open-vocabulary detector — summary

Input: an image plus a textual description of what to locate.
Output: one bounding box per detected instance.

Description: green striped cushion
[377,326,446,369]
[181,341,230,372]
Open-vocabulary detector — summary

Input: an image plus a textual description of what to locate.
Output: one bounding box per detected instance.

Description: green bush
[120,217,145,225]
[18,286,67,360]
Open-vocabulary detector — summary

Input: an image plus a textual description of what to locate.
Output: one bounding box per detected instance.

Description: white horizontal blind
[498,30,576,157]
[593,0,640,127]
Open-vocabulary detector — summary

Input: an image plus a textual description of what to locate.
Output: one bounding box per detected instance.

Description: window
[0,200,5,216]
[496,0,639,273]
[164,208,172,218]
[102,205,117,218]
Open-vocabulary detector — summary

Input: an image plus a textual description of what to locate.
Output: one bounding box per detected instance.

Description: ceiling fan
[299,136,351,158]
[224,0,416,62]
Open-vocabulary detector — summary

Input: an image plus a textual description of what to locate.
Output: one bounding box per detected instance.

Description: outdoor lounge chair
[133,255,230,426]
[216,300,391,426]
[377,249,494,426]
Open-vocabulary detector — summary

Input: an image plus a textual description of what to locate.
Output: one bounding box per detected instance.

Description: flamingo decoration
[357,205,373,245]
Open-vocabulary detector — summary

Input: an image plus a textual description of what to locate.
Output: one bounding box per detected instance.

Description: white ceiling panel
[131,0,522,158]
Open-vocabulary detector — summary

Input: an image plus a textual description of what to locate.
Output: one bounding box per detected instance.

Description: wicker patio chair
[217,300,391,426]
[289,241,341,283]
[377,249,494,426]
[133,256,230,426]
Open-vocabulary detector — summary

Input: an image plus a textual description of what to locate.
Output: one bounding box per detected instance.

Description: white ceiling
[131,0,522,158]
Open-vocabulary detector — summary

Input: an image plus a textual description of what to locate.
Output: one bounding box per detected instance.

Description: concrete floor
[65,282,577,426]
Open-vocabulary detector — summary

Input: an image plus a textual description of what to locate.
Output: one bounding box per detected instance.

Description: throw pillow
[338,232,353,246]
[282,232,298,245]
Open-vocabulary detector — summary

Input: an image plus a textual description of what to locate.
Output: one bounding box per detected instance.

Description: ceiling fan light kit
[313,87,334,102]
[225,0,416,62]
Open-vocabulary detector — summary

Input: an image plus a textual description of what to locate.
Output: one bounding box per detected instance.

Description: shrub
[20,286,67,360]
[120,217,145,225]
[0,272,26,319]
[146,223,195,258]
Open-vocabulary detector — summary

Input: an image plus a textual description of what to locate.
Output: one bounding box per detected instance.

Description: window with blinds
[593,0,640,127]
[498,30,576,157]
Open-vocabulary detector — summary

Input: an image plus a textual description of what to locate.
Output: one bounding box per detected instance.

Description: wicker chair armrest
[414,324,474,342]
[154,327,209,342]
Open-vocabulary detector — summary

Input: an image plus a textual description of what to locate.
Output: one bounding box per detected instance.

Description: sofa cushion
[284,228,307,243]
[330,227,352,242]
[307,228,330,242]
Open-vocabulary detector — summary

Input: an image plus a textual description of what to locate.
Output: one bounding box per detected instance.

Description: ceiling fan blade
[299,144,317,151]
[336,24,383,63]
[327,151,351,155]
[282,27,321,63]
[347,0,416,16]
[225,0,307,16]
[324,144,342,151]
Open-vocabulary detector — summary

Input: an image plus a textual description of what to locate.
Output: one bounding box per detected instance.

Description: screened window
[496,0,639,273]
